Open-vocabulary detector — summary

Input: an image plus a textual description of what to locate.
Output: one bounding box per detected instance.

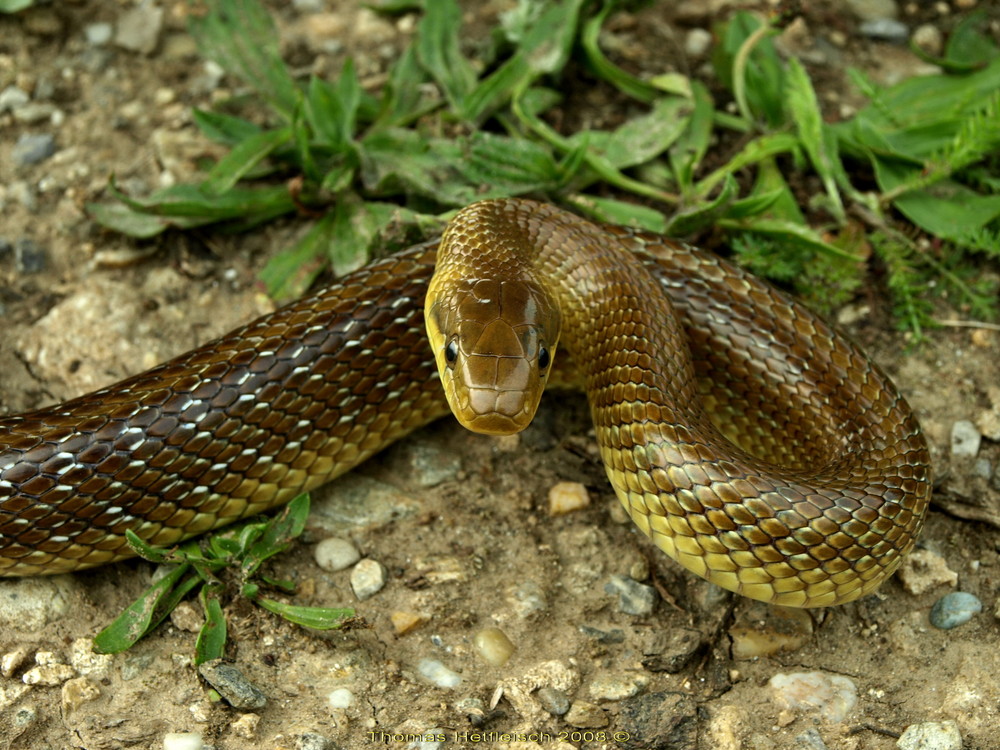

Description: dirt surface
[3,2,1000,749]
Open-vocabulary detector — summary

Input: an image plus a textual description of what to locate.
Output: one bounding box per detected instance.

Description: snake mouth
[461,411,527,436]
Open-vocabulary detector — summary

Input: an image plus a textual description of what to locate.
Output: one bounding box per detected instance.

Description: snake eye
[444,337,459,368]
[538,345,551,373]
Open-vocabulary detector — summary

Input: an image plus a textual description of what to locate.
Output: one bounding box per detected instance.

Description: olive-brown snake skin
[0,199,930,607]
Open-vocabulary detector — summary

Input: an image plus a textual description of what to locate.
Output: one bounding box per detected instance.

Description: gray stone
[11,133,56,167]
[115,0,165,54]
[197,660,267,710]
[314,537,360,572]
[295,732,333,750]
[795,728,830,750]
[951,420,981,458]
[535,686,570,716]
[604,574,656,615]
[859,18,910,44]
[929,592,982,630]
[0,85,29,113]
[15,238,46,274]
[350,558,387,600]
[844,0,899,21]
[84,22,114,46]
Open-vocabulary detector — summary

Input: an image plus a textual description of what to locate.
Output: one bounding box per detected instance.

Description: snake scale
[0,199,930,607]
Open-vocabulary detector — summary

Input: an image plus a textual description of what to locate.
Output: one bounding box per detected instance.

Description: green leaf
[241,493,311,578]
[580,0,659,103]
[719,216,862,261]
[416,0,476,112]
[569,195,668,233]
[260,213,335,300]
[253,597,356,630]
[457,132,562,195]
[305,60,361,150]
[87,202,173,239]
[696,133,801,197]
[590,96,693,170]
[665,174,739,236]
[201,126,293,197]
[669,80,715,194]
[784,58,845,222]
[93,564,200,654]
[192,108,263,145]
[195,590,228,665]
[0,0,36,12]
[188,0,299,120]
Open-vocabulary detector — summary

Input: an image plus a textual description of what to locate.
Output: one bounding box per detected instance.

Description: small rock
[61,677,101,713]
[1,648,31,678]
[84,22,114,46]
[506,580,547,618]
[0,85,29,113]
[929,592,982,630]
[548,481,590,516]
[617,692,698,750]
[417,658,462,688]
[454,696,487,724]
[402,442,462,487]
[390,610,429,635]
[897,549,958,595]
[973,457,992,478]
[579,625,626,644]
[22,662,75,687]
[684,28,713,57]
[169,601,203,633]
[588,671,649,701]
[350,558,387,600]
[796,727,830,750]
[14,238,46,274]
[604,574,656,615]
[11,133,56,167]
[231,713,260,739]
[473,627,516,667]
[641,627,703,673]
[769,671,858,723]
[564,700,608,728]
[314,537,360,572]
[951,420,981,458]
[911,23,943,56]
[327,687,354,709]
[859,18,910,43]
[296,733,333,750]
[896,720,962,750]
[163,733,204,750]
[729,603,814,659]
[845,0,900,21]
[535,686,570,716]
[197,660,267,710]
[115,0,165,54]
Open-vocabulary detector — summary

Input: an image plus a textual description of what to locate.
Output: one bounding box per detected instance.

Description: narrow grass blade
[195,590,228,665]
[253,597,356,630]
[416,0,476,112]
[241,493,310,578]
[201,126,293,197]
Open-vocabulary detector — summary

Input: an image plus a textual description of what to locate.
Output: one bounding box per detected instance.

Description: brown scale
[0,203,930,608]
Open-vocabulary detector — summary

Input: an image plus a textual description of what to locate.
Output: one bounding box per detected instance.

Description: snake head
[426,276,559,436]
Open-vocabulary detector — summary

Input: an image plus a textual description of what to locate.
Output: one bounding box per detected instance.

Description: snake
[0,199,930,607]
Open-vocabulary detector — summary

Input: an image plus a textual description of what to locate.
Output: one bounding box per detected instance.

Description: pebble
[535,686,570,716]
[327,687,354,709]
[1,648,30,678]
[769,671,858,723]
[417,658,462,688]
[473,627,516,667]
[84,22,114,46]
[197,661,267,710]
[951,420,981,458]
[163,733,205,750]
[641,626,703,673]
[896,720,963,750]
[115,0,165,54]
[12,133,57,167]
[564,700,609,728]
[296,733,333,750]
[401,442,462,487]
[911,23,943,56]
[929,591,982,630]
[0,85,29,113]
[22,662,75,687]
[548,481,590,515]
[897,548,958,595]
[231,713,260,739]
[860,18,910,43]
[845,0,899,21]
[588,671,648,701]
[796,728,830,750]
[729,603,814,659]
[16,237,48,273]
[61,677,101,713]
[604,574,656,615]
[390,610,429,635]
[350,558,387,600]
[314,537,361,572]
[684,28,713,57]
[506,580,547,618]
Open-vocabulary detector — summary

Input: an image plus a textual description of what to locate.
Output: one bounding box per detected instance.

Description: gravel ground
[2,2,1000,750]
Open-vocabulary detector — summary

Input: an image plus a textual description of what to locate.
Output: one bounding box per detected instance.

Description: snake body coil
[0,200,930,606]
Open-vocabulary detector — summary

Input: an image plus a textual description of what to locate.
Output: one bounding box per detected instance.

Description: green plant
[93,494,355,661]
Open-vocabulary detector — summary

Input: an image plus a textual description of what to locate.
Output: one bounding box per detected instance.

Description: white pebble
[769,671,858,723]
[84,22,113,46]
[897,720,962,750]
[951,420,981,458]
[684,28,713,57]
[163,732,204,750]
[350,558,387,600]
[548,481,590,516]
[473,627,516,667]
[417,658,462,688]
[328,687,354,709]
[314,538,361,572]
